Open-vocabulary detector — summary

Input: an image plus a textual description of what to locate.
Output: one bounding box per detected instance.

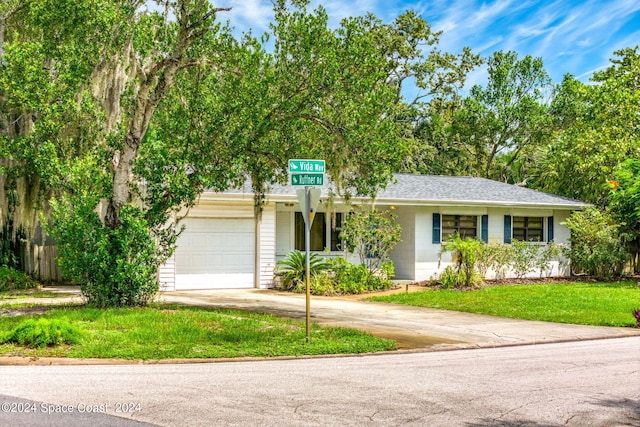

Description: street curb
[2,334,640,366]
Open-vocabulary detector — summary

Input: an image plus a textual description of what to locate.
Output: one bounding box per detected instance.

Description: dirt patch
[364,328,466,350]
[0,306,50,317]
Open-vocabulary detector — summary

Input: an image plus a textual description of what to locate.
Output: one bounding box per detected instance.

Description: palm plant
[275,251,329,291]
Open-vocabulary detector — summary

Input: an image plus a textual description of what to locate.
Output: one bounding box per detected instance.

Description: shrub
[477,243,509,279]
[329,257,393,294]
[0,266,39,292]
[477,241,564,280]
[310,272,337,296]
[276,254,394,295]
[535,242,564,278]
[440,234,484,288]
[563,208,627,280]
[275,251,329,291]
[340,209,402,273]
[509,240,541,278]
[2,318,81,348]
[50,200,162,307]
[439,265,464,289]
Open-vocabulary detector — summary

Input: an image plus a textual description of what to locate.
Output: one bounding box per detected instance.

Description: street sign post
[289,159,325,342]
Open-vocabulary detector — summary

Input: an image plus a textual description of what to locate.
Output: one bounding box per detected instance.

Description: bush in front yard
[275,252,394,295]
[274,251,330,291]
[330,257,393,294]
[2,318,81,348]
[0,266,39,292]
[563,207,627,280]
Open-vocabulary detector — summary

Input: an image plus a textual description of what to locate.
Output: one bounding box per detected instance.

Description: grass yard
[0,304,396,359]
[369,281,640,327]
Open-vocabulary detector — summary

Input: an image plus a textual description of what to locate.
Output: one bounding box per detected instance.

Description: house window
[330,213,345,251]
[295,212,326,251]
[294,212,346,252]
[442,215,477,239]
[512,216,544,242]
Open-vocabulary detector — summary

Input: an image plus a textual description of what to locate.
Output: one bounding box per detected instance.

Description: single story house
[159,174,585,291]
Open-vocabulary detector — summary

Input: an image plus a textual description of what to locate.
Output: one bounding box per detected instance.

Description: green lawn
[0,304,395,359]
[369,281,640,327]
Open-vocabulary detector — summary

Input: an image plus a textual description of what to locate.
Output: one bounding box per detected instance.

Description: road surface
[1,337,639,426]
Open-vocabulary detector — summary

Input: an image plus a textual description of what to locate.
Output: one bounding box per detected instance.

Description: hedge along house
[159,174,586,291]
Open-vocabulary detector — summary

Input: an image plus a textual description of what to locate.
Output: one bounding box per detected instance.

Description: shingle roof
[375,174,586,207]
[217,174,586,209]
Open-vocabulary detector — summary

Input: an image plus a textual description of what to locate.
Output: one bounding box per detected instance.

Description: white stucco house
[159,174,585,291]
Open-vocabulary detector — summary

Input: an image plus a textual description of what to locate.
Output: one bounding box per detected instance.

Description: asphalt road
[1,337,639,426]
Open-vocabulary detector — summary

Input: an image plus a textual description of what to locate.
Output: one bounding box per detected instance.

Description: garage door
[174,218,255,289]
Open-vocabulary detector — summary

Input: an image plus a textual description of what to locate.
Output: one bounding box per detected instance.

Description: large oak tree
[1,0,450,305]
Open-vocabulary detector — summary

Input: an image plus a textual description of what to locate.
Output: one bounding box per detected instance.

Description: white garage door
[174,218,255,289]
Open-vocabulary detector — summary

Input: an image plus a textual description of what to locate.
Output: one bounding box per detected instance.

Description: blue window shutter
[547,216,554,242]
[504,215,512,244]
[481,215,489,243]
[432,213,441,244]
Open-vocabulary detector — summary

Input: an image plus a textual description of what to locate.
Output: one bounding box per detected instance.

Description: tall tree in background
[531,47,640,205]
[376,11,482,174]
[608,159,640,273]
[451,51,553,182]
[406,51,552,181]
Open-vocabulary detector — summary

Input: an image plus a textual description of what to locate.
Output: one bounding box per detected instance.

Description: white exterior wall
[552,210,572,277]
[160,194,579,291]
[159,254,176,291]
[389,206,415,280]
[414,206,574,282]
[258,203,277,288]
[275,205,292,259]
[415,207,441,281]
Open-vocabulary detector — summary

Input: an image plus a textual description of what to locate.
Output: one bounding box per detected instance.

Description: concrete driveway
[159,288,640,351]
[5,285,640,353]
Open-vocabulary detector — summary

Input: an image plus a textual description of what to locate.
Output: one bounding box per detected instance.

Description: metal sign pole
[289,160,324,344]
[304,186,311,342]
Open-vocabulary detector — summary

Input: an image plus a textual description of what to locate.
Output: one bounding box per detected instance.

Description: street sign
[290,173,324,186]
[287,159,326,343]
[288,159,325,173]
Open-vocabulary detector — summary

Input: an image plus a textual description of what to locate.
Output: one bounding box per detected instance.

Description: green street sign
[291,173,324,186]
[288,159,325,173]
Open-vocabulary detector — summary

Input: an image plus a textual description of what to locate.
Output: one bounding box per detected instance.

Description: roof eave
[198,191,586,210]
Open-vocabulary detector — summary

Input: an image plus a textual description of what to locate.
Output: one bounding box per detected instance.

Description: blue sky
[225,0,640,87]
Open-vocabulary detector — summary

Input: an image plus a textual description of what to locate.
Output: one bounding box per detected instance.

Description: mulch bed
[409,275,640,291]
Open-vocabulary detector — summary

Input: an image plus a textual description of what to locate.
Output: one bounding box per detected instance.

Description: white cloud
[226,0,275,34]
[221,0,640,85]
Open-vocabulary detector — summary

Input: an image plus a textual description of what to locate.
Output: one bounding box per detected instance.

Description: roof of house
[375,175,585,207]
[212,174,586,209]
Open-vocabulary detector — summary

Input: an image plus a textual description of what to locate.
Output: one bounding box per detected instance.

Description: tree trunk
[104,60,181,229]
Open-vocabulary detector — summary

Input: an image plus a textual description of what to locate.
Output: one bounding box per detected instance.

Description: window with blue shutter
[481,215,488,243]
[547,216,554,242]
[432,213,441,244]
[504,215,512,244]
